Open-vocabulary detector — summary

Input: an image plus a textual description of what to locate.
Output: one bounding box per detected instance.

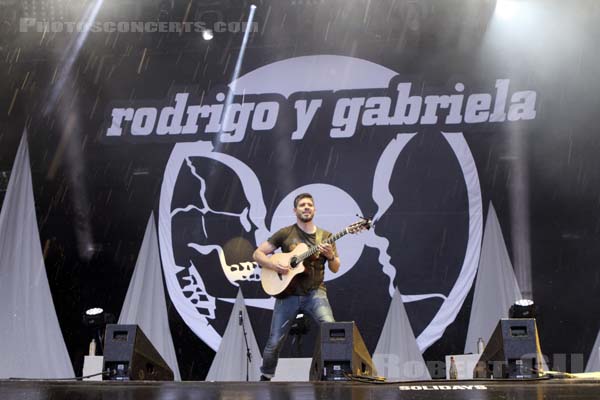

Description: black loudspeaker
[473,319,543,379]
[309,321,377,381]
[103,324,174,381]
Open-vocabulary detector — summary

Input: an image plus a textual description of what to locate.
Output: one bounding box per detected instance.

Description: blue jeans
[261,288,335,377]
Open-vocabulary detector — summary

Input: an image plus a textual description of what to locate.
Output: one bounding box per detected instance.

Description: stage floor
[1,378,600,400]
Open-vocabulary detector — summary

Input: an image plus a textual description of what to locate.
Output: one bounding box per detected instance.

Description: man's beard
[298,212,313,222]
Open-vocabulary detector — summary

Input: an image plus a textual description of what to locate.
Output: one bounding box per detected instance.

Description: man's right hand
[254,241,290,274]
[272,262,290,275]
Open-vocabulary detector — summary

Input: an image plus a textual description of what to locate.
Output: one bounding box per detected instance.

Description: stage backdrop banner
[102,54,540,353]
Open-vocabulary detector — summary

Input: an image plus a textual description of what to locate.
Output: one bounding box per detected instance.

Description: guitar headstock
[347,217,373,234]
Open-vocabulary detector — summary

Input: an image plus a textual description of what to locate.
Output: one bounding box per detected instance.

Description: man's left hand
[318,243,335,261]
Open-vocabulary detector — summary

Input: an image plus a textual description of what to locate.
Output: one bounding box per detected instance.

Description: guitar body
[261,243,309,296]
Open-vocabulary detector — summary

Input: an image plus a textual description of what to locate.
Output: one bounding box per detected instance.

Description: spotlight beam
[44,0,104,116]
[42,0,104,261]
[217,4,257,148]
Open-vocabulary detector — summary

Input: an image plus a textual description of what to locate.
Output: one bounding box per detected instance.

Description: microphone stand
[239,310,252,381]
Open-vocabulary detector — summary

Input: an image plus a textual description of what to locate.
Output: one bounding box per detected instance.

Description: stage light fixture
[202,29,214,41]
[83,307,105,327]
[83,307,115,328]
[494,0,519,20]
[509,299,537,319]
[516,299,534,306]
[83,307,115,355]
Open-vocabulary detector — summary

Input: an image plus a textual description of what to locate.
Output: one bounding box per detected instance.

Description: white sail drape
[586,329,600,372]
[206,289,262,381]
[0,133,74,379]
[464,203,522,354]
[373,288,431,381]
[118,212,181,380]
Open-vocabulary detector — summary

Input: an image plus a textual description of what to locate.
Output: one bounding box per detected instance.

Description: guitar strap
[316,228,323,247]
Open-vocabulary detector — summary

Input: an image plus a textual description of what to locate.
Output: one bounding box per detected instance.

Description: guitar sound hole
[290,257,298,268]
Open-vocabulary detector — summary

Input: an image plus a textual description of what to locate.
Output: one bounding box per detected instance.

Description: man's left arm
[319,243,340,273]
[327,253,340,273]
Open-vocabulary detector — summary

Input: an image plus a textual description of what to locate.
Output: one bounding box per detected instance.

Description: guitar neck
[297,229,347,262]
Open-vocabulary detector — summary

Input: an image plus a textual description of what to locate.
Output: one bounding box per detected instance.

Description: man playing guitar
[253,192,340,381]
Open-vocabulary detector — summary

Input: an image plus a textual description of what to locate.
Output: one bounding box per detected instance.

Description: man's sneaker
[260,375,271,381]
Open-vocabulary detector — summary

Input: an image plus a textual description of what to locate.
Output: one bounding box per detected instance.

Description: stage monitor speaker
[309,321,377,381]
[473,318,543,379]
[103,324,174,381]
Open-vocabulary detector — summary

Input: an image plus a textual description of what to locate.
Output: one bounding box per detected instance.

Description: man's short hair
[294,193,314,208]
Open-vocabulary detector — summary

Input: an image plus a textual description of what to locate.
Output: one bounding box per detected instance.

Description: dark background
[1,0,600,379]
